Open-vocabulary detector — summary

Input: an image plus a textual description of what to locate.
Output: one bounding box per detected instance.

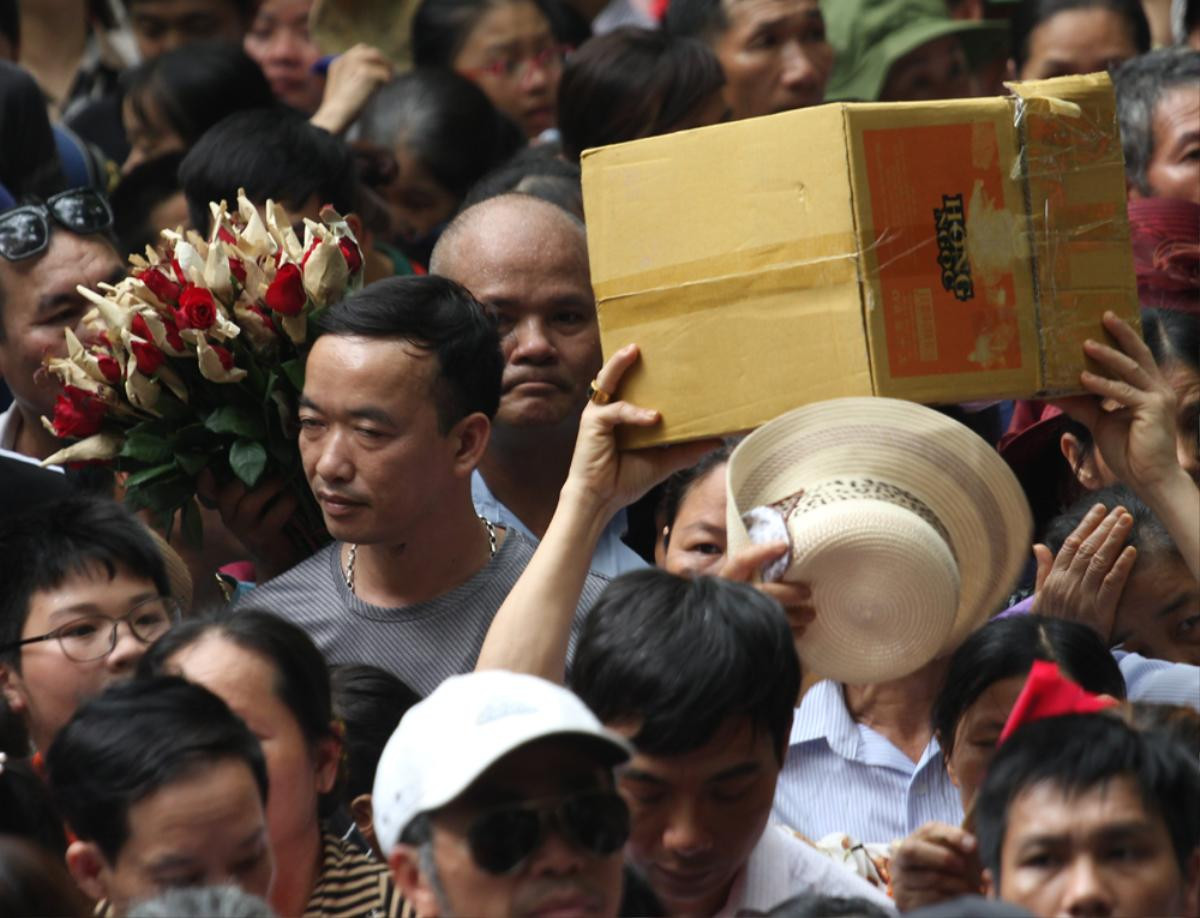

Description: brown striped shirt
[304,832,406,918]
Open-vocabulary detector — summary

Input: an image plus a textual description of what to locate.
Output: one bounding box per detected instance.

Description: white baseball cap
[372,670,634,855]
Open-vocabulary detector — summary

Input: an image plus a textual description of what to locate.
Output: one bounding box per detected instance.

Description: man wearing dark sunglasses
[373,670,633,918]
[0,187,124,462]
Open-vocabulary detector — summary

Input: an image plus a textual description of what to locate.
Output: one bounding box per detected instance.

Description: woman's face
[244,0,326,114]
[1017,8,1141,80]
[121,95,186,175]
[165,636,338,862]
[661,464,729,577]
[1113,553,1200,666]
[380,142,460,242]
[944,673,1027,811]
[453,0,561,139]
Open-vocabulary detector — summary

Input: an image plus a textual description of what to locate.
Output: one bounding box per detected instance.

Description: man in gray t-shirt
[240,274,609,695]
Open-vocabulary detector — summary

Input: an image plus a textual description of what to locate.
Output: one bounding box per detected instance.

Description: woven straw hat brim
[727,397,1032,683]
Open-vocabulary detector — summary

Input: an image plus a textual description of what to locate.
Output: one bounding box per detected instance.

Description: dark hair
[460,146,584,217]
[412,0,556,68]
[762,892,894,918]
[315,275,503,431]
[0,836,90,918]
[46,676,268,861]
[1044,485,1176,562]
[569,569,799,760]
[0,0,17,56]
[111,152,186,256]
[1115,48,1200,196]
[557,28,724,162]
[180,108,357,234]
[663,0,728,42]
[976,713,1200,878]
[126,0,259,18]
[358,70,524,201]
[660,438,736,541]
[0,496,169,668]
[330,664,420,800]
[1143,306,1200,373]
[121,41,275,153]
[932,615,1126,757]
[1010,0,1151,73]
[0,752,69,857]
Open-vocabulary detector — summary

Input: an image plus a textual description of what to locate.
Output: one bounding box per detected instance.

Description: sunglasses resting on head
[0,188,114,262]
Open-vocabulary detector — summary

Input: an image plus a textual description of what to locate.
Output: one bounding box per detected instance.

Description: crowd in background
[0,0,1198,916]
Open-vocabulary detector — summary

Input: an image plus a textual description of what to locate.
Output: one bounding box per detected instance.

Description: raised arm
[475,344,717,681]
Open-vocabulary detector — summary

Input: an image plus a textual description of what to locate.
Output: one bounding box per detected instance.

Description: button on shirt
[472,470,647,579]
[773,680,962,845]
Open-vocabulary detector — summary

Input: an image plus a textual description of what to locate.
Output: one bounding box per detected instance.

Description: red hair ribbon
[997,659,1120,746]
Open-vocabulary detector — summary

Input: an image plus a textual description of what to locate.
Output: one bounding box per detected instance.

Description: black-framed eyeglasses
[0,596,181,663]
[0,188,113,262]
[465,790,630,875]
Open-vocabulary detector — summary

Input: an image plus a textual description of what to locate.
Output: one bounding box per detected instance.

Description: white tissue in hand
[741,505,792,582]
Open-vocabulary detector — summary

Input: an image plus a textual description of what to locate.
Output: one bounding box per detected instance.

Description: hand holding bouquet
[41,190,365,541]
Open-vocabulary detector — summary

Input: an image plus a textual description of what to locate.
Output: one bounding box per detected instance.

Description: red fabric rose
[217,227,237,245]
[51,386,106,438]
[300,239,320,268]
[170,258,187,285]
[338,238,363,275]
[211,344,236,371]
[176,285,217,330]
[136,268,182,305]
[96,354,121,383]
[264,263,306,316]
[130,339,165,375]
[229,257,247,284]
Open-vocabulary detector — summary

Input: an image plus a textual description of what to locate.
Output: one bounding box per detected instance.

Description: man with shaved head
[431,194,646,577]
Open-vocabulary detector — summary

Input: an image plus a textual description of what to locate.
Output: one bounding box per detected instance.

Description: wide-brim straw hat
[727,397,1031,684]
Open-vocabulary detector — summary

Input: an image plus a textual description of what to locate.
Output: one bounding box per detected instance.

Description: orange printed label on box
[861,123,1023,378]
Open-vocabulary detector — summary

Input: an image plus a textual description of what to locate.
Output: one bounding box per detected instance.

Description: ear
[313,732,342,795]
[66,840,111,904]
[0,661,28,718]
[448,412,491,478]
[942,735,962,789]
[1059,432,1101,490]
[653,526,669,567]
[389,844,441,918]
[346,213,372,250]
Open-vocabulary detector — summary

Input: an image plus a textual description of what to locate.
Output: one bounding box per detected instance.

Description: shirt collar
[790,679,860,760]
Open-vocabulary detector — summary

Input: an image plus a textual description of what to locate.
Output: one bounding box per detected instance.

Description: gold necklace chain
[344,516,497,594]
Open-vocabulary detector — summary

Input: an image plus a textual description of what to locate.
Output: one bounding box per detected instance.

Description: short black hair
[315,275,503,431]
[126,0,260,19]
[460,147,584,218]
[663,0,728,43]
[46,676,268,862]
[557,28,724,162]
[179,108,357,234]
[569,569,799,760]
[660,438,737,539]
[1115,48,1200,196]
[976,713,1200,880]
[111,152,186,256]
[931,615,1126,757]
[330,664,421,800]
[357,69,524,201]
[1143,307,1200,373]
[0,0,17,56]
[0,496,169,669]
[1010,0,1151,73]
[1044,485,1176,565]
[412,0,557,68]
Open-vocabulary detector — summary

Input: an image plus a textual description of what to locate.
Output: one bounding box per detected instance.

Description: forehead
[724,0,821,30]
[0,232,122,318]
[304,334,438,404]
[1153,85,1200,135]
[615,717,775,783]
[1004,775,1160,843]
[124,758,264,848]
[1028,8,1137,57]
[25,564,159,631]
[466,0,553,45]
[675,465,728,528]
[166,636,285,725]
[444,209,590,298]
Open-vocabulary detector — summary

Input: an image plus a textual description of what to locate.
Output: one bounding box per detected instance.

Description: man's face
[712,0,832,120]
[78,758,274,913]
[1112,554,1200,666]
[0,564,160,754]
[439,211,599,434]
[0,232,124,424]
[1018,9,1139,80]
[989,776,1200,918]
[881,35,975,102]
[613,717,781,914]
[244,0,326,115]
[1134,85,1200,205]
[299,334,473,545]
[129,0,248,61]
[400,739,624,918]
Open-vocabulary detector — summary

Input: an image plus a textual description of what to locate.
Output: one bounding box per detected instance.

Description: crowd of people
[0,0,1198,915]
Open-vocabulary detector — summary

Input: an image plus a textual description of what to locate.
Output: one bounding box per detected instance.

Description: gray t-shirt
[239,530,611,696]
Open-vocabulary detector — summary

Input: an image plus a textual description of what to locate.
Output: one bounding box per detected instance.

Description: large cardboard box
[581,73,1138,448]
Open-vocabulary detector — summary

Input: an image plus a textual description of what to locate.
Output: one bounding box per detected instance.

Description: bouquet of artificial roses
[41,189,365,539]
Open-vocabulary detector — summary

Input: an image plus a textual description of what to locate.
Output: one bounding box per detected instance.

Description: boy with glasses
[0,495,178,755]
[373,670,634,918]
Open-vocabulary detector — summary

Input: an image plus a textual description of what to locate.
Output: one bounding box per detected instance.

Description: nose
[312,428,354,485]
[106,621,146,672]
[509,315,556,365]
[527,823,589,877]
[662,797,713,857]
[1062,857,1114,917]
[779,41,821,92]
[266,28,304,63]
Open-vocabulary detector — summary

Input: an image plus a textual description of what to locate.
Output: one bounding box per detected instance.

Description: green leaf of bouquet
[124,473,194,515]
[180,497,203,548]
[205,405,266,440]
[119,430,174,464]
[155,390,190,420]
[230,439,268,488]
[123,462,179,490]
[281,358,305,392]
[175,452,210,476]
